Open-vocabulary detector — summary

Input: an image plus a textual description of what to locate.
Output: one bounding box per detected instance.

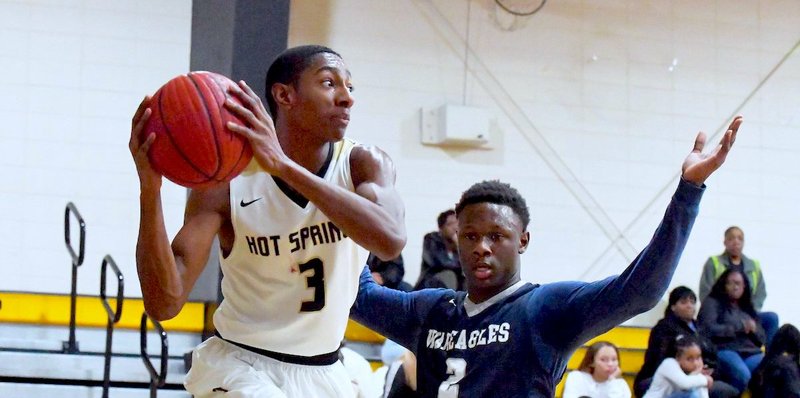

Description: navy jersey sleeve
[538,178,704,349]
[350,266,452,351]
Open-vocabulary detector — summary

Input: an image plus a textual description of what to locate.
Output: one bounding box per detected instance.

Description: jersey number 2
[300,258,325,312]
[438,358,466,397]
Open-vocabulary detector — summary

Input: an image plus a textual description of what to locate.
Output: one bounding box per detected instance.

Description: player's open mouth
[473,265,492,280]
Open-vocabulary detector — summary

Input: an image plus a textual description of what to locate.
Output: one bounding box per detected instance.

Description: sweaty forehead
[458,203,522,230]
[307,53,350,77]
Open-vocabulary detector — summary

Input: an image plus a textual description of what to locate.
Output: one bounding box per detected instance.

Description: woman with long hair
[563,341,631,398]
[698,268,765,393]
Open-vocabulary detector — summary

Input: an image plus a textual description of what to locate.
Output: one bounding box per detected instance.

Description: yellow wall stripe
[344,319,385,344]
[0,292,205,332]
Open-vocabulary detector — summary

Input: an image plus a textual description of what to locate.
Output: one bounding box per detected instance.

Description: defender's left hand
[681,116,742,185]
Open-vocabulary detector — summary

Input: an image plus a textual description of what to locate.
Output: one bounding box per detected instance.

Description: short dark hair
[670,334,701,358]
[724,225,743,238]
[454,180,530,230]
[665,286,697,316]
[264,45,342,118]
[578,341,619,374]
[436,209,455,228]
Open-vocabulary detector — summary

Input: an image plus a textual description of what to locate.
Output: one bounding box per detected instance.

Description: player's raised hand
[129,95,162,189]
[681,116,742,185]
[225,81,288,176]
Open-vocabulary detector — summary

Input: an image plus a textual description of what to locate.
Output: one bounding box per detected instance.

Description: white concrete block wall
[2,0,799,328]
[0,0,192,296]
[289,0,800,326]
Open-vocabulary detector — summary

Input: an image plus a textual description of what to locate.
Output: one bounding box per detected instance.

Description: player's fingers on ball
[229,100,260,127]
[226,85,247,105]
[140,133,156,153]
[132,96,151,125]
[226,121,251,138]
[132,108,151,135]
[240,80,258,98]
[238,81,268,111]
[234,82,261,111]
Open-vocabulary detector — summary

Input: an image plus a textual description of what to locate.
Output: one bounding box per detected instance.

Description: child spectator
[644,335,713,398]
[563,341,632,398]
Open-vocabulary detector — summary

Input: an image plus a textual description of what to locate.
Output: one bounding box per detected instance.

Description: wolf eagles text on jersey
[425,323,510,351]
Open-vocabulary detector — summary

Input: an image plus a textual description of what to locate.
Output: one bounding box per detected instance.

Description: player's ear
[518,231,530,254]
[271,82,294,108]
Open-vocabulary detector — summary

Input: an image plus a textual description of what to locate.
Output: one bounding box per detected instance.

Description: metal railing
[140,312,169,398]
[100,255,124,398]
[63,202,86,354]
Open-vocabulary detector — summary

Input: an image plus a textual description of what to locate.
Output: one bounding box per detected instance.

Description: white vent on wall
[420,104,491,148]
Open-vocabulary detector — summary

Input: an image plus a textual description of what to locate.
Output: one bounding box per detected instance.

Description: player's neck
[467,277,522,304]
[275,120,332,174]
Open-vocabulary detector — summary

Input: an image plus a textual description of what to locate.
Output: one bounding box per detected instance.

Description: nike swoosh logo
[240,198,262,207]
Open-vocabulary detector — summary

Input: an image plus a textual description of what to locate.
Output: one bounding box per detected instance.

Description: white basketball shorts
[184,337,356,398]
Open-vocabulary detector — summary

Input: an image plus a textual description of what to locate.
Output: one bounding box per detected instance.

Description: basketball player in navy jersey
[129,45,405,397]
[351,117,742,397]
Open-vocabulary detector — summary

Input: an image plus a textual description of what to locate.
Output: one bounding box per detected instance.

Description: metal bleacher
[0,202,197,397]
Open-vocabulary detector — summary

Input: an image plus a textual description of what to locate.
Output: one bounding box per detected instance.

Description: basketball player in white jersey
[129,45,406,397]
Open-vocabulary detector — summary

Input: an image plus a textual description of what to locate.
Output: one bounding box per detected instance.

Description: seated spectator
[414,209,464,291]
[698,268,765,393]
[634,286,737,398]
[643,335,713,398]
[699,226,778,344]
[368,252,412,291]
[748,323,800,398]
[563,341,632,398]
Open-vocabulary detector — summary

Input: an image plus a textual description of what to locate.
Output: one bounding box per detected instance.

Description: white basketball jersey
[215,139,361,357]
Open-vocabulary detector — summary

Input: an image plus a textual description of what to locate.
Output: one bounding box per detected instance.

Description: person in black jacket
[635,286,738,398]
[367,252,412,291]
[698,268,766,393]
[414,209,464,290]
[749,323,800,398]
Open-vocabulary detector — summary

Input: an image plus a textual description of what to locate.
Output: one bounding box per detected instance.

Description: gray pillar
[187,0,289,303]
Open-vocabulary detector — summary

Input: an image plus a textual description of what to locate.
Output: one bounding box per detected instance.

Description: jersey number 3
[300,258,325,312]
[438,358,466,397]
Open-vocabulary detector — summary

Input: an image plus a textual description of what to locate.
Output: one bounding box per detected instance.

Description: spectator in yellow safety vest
[699,226,779,344]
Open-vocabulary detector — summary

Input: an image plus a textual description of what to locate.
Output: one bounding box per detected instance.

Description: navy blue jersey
[351,179,704,397]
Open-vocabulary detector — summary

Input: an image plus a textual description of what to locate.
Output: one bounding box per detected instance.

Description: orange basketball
[144,71,252,188]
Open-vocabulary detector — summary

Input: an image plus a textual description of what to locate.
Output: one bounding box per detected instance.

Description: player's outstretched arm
[130,96,223,321]
[225,80,406,259]
[550,116,743,347]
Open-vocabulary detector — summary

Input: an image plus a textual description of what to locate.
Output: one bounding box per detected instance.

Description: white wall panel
[0,0,191,297]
